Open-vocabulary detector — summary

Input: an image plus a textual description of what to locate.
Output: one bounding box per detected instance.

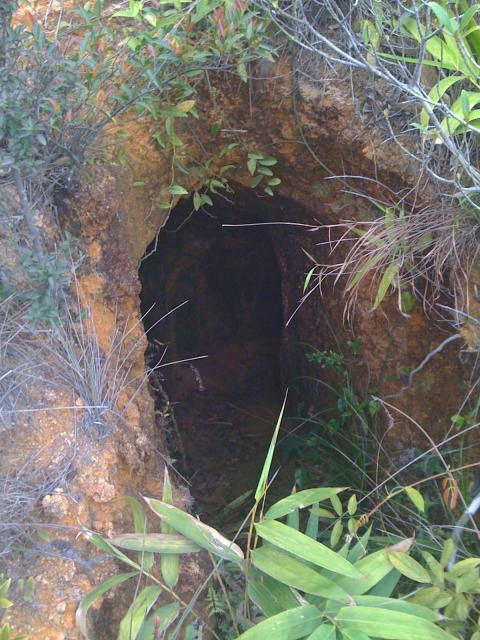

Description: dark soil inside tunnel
[139,189,334,518]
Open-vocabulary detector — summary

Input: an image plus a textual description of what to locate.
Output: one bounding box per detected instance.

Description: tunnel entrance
[139,192,292,515]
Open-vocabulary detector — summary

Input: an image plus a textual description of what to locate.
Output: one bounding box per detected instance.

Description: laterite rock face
[5,65,471,637]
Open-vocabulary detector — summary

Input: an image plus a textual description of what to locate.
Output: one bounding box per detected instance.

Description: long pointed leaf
[110,533,201,554]
[255,392,288,502]
[265,488,345,521]
[255,520,362,579]
[144,498,244,563]
[335,606,455,640]
[251,546,351,602]
[161,468,179,588]
[236,605,323,640]
[118,586,161,640]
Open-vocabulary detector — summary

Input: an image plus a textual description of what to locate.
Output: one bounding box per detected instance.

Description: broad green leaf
[373,262,399,310]
[168,185,188,196]
[420,76,464,128]
[408,586,452,609]
[306,505,320,540]
[161,468,179,588]
[110,533,201,554]
[258,157,278,166]
[330,521,343,547]
[137,602,180,640]
[387,552,431,583]
[124,497,153,571]
[428,2,455,32]
[404,486,425,512]
[118,586,161,640]
[251,546,351,602]
[247,158,257,175]
[367,569,400,598]
[287,506,300,531]
[330,494,343,516]
[347,527,372,564]
[255,393,287,502]
[341,631,371,640]
[310,507,336,519]
[177,100,195,113]
[256,520,362,579]
[76,572,138,638]
[251,174,263,188]
[144,498,243,563]
[265,488,345,521]
[87,533,141,570]
[447,558,480,578]
[352,596,439,621]
[335,606,455,640]
[347,495,357,516]
[335,542,413,596]
[307,625,336,639]
[247,567,301,616]
[236,605,323,640]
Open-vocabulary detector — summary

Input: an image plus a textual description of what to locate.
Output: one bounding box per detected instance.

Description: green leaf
[247,567,301,616]
[440,538,456,568]
[264,186,274,196]
[373,262,399,310]
[236,605,323,640]
[460,4,480,29]
[177,100,196,113]
[118,586,161,640]
[124,496,153,571]
[347,495,357,516]
[161,467,179,588]
[306,504,320,540]
[304,267,316,294]
[268,177,281,186]
[255,393,287,502]
[352,596,439,621]
[330,521,343,547]
[307,625,337,639]
[255,520,363,579]
[330,495,343,516]
[168,185,189,196]
[144,498,243,563]
[265,488,345,521]
[247,158,257,175]
[137,602,180,640]
[428,2,455,32]
[408,586,452,609]
[257,166,273,176]
[76,572,138,638]
[251,174,263,188]
[258,157,278,166]
[387,552,431,583]
[251,546,351,602]
[110,533,201,554]
[87,533,141,569]
[193,191,202,211]
[238,62,248,82]
[335,605,455,640]
[335,542,413,596]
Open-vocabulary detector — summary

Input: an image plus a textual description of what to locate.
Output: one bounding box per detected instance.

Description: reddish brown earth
[3,48,476,638]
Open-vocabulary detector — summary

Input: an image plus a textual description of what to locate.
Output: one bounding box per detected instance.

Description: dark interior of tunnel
[138,189,330,514]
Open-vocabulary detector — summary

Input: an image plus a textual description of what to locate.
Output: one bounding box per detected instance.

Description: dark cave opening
[139,191,294,513]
